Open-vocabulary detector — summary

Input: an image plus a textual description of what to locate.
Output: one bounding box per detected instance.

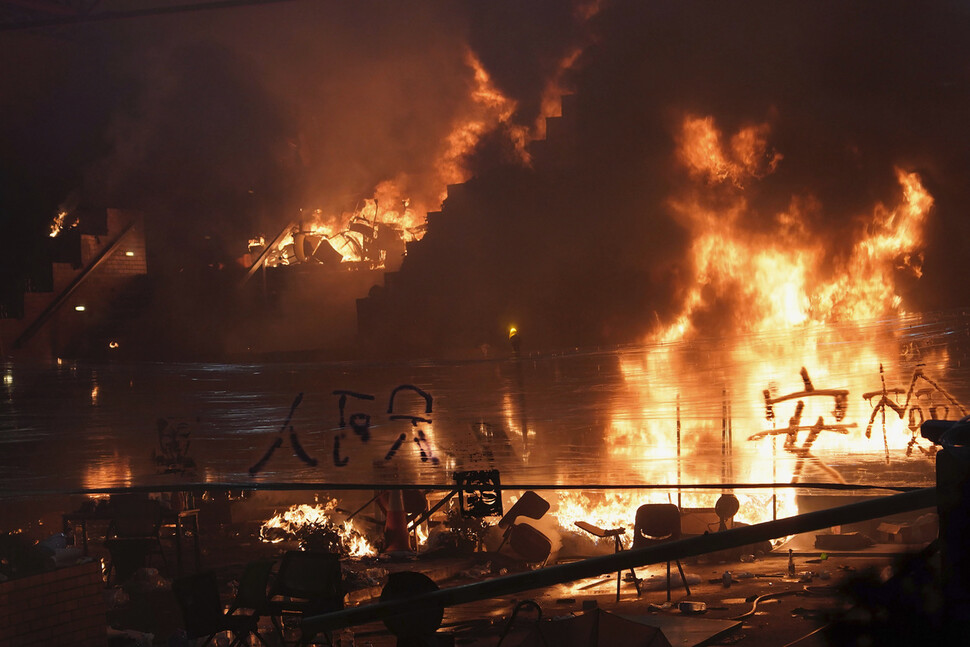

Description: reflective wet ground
[5,312,970,498]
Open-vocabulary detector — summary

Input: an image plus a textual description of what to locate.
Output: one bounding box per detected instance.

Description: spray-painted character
[249,393,318,474]
[330,390,376,467]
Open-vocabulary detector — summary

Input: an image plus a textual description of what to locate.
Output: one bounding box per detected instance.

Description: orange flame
[260,501,377,558]
[556,114,945,541]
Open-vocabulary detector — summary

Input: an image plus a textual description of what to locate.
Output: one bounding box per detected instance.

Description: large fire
[254,48,540,273]
[553,114,953,546]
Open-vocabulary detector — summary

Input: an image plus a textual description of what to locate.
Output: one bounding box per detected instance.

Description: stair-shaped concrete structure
[0,209,149,360]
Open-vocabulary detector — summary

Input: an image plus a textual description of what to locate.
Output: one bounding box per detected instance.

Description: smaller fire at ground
[260,500,378,558]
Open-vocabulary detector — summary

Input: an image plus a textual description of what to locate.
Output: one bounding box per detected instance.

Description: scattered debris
[875,513,938,544]
[814,532,874,550]
[678,601,707,614]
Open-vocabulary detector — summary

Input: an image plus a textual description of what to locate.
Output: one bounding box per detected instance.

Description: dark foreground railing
[301,487,937,640]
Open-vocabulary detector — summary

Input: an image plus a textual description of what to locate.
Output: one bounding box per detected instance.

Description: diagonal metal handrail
[239,221,294,287]
[13,215,140,350]
[301,487,937,640]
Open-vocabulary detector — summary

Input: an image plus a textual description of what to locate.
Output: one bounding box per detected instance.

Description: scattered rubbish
[875,514,938,544]
[103,586,129,610]
[648,601,674,611]
[734,590,804,620]
[819,571,832,581]
[679,601,707,614]
[739,554,755,563]
[577,576,614,590]
[804,585,837,596]
[122,567,168,595]
[791,606,826,620]
[333,628,355,646]
[814,532,874,550]
[459,562,492,579]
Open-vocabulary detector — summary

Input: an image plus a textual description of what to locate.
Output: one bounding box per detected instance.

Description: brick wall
[0,560,106,647]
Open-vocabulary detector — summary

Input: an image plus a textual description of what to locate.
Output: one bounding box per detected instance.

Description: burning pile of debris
[248,199,414,273]
[260,499,378,558]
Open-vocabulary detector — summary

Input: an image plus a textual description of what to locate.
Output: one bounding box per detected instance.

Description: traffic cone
[383,489,412,553]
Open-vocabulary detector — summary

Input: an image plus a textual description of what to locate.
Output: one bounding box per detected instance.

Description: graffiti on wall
[248,384,438,475]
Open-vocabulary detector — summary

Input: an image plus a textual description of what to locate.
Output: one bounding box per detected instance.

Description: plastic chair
[267,551,344,644]
[574,521,641,601]
[172,570,267,646]
[497,491,552,566]
[497,491,550,535]
[715,494,740,532]
[632,503,691,600]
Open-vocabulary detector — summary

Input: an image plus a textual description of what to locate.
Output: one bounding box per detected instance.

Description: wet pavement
[87,516,931,647]
[309,537,923,647]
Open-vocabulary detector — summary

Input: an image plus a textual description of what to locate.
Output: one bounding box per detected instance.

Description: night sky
[2,0,969,355]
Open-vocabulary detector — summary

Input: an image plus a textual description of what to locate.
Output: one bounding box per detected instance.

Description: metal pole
[676,394,682,509]
[722,388,728,487]
[9,481,919,500]
[301,487,937,638]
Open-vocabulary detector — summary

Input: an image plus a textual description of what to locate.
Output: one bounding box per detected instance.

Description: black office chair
[227,559,276,619]
[172,570,267,646]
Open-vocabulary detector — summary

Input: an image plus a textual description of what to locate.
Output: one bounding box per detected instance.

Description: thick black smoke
[360,0,970,354]
[3,0,970,357]
[0,1,590,355]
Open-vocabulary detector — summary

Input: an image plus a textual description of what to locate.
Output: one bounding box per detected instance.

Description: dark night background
[2,0,970,358]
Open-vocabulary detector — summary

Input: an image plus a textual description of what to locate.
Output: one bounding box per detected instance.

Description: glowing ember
[260,500,376,558]
[49,210,68,237]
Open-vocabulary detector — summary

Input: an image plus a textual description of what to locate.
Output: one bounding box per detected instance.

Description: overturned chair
[496,491,553,567]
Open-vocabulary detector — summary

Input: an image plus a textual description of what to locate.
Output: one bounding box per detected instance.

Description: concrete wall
[0,560,107,647]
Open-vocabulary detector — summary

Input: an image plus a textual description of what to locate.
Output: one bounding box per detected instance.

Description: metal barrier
[301,487,937,639]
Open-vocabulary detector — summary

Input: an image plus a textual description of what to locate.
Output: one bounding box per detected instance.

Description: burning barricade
[260,499,378,558]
